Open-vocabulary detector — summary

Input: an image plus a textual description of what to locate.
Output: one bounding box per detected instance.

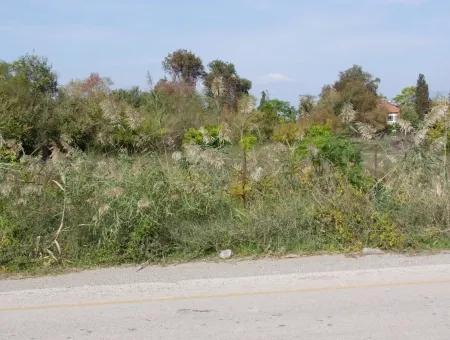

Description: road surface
[1,253,450,339]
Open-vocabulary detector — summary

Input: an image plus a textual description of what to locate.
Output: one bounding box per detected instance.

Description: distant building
[379,100,401,125]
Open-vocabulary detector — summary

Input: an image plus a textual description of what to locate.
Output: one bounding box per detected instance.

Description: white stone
[219,249,233,259]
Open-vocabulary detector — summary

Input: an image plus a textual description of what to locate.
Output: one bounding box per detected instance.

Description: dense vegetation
[0,51,449,273]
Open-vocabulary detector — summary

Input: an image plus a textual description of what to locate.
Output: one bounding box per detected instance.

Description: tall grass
[1,137,448,272]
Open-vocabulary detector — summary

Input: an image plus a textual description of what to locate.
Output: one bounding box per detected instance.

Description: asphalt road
[1,253,450,340]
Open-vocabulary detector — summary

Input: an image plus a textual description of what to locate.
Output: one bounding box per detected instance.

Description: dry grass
[0,132,449,272]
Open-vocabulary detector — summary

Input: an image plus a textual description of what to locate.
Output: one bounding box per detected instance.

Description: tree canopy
[162,49,205,86]
[394,86,420,126]
[333,65,380,113]
[394,86,416,107]
[260,99,297,122]
[0,55,59,156]
[203,60,252,111]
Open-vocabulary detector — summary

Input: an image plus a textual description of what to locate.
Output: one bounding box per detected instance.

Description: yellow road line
[1,278,450,312]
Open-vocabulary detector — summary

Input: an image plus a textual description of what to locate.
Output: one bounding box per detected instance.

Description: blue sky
[2,0,449,104]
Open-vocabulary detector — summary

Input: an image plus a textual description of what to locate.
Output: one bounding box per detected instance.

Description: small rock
[362,247,384,255]
[219,249,233,259]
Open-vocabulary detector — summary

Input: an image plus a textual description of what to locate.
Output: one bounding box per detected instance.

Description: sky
[2,0,449,104]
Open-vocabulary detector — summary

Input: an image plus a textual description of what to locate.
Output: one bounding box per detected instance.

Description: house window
[387,113,397,124]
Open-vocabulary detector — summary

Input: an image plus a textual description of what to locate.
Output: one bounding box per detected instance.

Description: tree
[203,60,252,112]
[303,86,343,131]
[259,91,268,109]
[308,67,382,132]
[335,65,379,95]
[260,99,297,122]
[334,65,380,113]
[10,55,58,97]
[238,78,252,96]
[415,74,431,119]
[394,86,420,127]
[66,73,112,98]
[0,55,59,157]
[299,95,315,117]
[255,99,297,139]
[111,86,146,108]
[162,49,204,86]
[203,59,236,98]
[394,86,416,107]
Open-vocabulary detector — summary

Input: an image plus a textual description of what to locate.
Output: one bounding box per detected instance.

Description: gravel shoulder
[2,252,450,292]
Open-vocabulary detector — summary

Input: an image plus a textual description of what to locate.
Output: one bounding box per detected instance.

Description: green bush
[183,125,230,148]
[295,125,367,187]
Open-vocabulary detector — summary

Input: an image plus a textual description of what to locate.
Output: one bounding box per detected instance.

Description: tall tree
[415,74,431,119]
[334,65,380,113]
[259,91,268,109]
[162,49,204,86]
[203,60,252,111]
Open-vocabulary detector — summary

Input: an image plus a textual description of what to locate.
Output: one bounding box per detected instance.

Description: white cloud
[258,73,293,84]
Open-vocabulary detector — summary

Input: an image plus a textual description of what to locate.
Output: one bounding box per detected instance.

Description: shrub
[0,145,448,273]
[183,125,230,148]
[295,125,367,187]
[272,122,301,145]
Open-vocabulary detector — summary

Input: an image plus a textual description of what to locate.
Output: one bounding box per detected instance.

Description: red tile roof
[379,100,401,114]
